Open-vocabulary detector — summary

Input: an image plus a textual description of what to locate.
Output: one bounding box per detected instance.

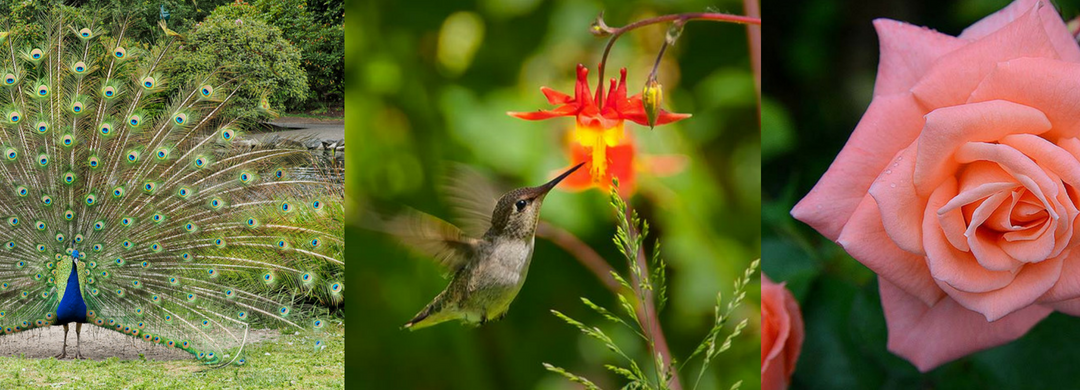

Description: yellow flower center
[574,122,624,180]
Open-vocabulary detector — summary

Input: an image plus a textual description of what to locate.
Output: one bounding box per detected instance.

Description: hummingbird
[389,162,585,330]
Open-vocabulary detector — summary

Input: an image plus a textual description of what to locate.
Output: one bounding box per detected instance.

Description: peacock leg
[54,323,69,359]
[74,323,84,359]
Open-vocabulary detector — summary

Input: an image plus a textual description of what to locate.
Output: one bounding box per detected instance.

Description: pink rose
[792,0,1080,371]
[762,275,803,390]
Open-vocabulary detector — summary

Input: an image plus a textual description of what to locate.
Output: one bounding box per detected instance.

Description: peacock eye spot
[515,199,527,211]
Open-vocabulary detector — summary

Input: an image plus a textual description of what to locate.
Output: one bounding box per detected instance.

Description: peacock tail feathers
[0,11,344,365]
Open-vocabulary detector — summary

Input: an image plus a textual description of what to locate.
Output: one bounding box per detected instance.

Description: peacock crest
[0,11,344,366]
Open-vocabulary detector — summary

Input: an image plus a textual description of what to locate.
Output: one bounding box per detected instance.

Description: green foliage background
[763,0,1080,388]
[208,0,345,108]
[2,0,344,119]
[349,0,761,389]
[169,8,309,121]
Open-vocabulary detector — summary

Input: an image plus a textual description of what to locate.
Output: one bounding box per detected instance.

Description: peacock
[0,11,344,366]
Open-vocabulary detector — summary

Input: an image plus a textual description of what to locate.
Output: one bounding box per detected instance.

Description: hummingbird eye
[515,199,528,212]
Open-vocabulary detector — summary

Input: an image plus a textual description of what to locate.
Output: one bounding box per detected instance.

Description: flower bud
[589,12,612,37]
[642,77,663,129]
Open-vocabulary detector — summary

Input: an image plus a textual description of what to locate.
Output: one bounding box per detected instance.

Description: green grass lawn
[0,326,344,389]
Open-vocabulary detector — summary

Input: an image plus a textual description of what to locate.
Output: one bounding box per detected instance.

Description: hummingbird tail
[402,310,431,330]
[402,297,449,331]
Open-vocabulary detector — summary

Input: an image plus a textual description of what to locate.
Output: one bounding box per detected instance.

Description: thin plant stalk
[537,221,620,292]
[592,12,762,108]
[744,0,762,113]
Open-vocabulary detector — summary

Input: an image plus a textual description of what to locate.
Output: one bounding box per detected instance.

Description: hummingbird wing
[386,208,479,275]
[441,163,501,238]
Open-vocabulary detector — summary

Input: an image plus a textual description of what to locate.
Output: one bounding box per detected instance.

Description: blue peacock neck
[55,250,87,324]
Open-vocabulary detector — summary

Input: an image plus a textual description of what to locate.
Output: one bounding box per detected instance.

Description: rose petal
[869,146,926,254]
[1001,134,1080,257]
[936,254,1061,321]
[924,177,1020,292]
[761,359,788,390]
[986,190,1037,232]
[911,7,1060,110]
[967,194,1026,272]
[1046,295,1080,315]
[914,100,1052,197]
[959,0,1080,62]
[938,200,971,252]
[998,216,1055,263]
[792,93,925,240]
[838,194,945,306]
[969,228,1025,272]
[955,142,1059,219]
[937,162,1019,253]
[761,276,803,377]
[761,283,787,368]
[1039,249,1080,302]
[969,58,1080,139]
[880,277,1051,372]
[1057,137,1080,161]
[871,19,966,97]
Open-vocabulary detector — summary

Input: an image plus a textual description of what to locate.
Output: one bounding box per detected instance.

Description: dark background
[762,0,1080,388]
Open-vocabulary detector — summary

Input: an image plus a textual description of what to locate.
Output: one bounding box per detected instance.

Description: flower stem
[594,12,762,107]
[536,222,620,292]
[744,0,762,115]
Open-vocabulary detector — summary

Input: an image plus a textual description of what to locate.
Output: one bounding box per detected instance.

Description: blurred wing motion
[0,13,344,365]
[440,163,501,238]
[385,208,478,275]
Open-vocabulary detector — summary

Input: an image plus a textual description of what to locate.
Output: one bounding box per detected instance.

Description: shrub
[167,9,309,122]
[211,0,344,108]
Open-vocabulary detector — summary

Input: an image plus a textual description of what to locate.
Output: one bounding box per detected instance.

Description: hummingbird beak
[536,162,586,196]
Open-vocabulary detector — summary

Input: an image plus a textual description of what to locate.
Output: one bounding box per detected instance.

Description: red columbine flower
[509,64,690,187]
[563,139,637,197]
[560,137,689,197]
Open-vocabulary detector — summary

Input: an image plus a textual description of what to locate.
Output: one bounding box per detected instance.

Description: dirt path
[0,326,280,361]
[246,117,345,144]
